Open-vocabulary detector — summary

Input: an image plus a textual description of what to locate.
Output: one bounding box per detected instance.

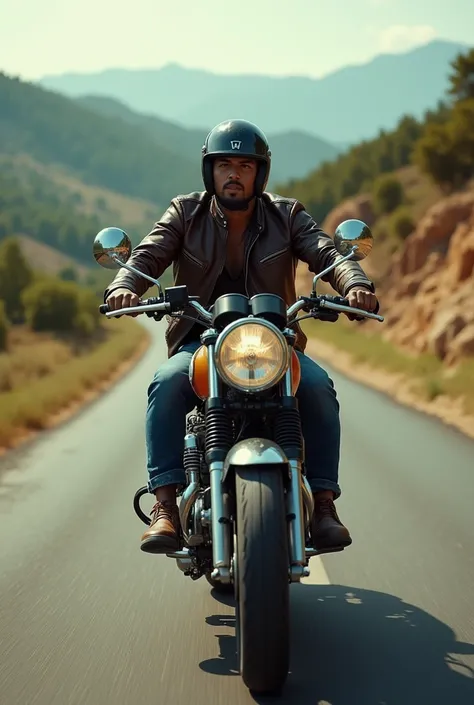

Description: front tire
[235,465,290,695]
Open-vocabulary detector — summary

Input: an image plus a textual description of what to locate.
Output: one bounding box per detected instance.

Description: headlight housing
[214,319,290,393]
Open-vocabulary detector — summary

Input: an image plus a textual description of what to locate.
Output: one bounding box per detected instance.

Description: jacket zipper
[214,218,229,282]
[259,246,289,265]
[182,248,205,269]
[244,225,263,296]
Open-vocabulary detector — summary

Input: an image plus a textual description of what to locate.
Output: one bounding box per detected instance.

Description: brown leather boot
[311,496,352,552]
[140,500,180,554]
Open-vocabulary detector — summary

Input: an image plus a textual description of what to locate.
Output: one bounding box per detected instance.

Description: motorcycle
[92,218,384,696]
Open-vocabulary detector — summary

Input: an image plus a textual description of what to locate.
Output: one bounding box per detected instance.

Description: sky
[1,0,473,81]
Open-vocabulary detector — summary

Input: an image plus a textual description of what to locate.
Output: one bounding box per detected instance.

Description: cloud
[376,24,438,53]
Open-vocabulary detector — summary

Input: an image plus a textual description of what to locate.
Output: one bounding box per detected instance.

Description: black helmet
[201,119,272,198]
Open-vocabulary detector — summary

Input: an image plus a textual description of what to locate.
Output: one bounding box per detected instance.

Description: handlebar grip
[99,304,110,314]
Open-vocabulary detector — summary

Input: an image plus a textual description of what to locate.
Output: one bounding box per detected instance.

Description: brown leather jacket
[104,191,376,357]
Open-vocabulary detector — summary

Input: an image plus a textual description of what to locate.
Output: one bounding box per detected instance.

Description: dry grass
[0,328,73,392]
[0,319,149,449]
[16,235,91,279]
[304,318,474,416]
[395,165,444,219]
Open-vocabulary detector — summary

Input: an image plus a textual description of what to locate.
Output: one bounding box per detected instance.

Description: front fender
[222,438,290,485]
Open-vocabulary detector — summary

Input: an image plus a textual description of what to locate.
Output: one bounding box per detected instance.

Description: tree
[392,116,423,164]
[414,100,474,191]
[448,48,474,102]
[22,279,80,333]
[0,237,33,322]
[0,300,9,352]
[447,98,474,180]
[277,110,426,224]
[22,277,101,336]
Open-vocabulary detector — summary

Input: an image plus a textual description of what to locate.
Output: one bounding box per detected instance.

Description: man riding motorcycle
[104,119,379,555]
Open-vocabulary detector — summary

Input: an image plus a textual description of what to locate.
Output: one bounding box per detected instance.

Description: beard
[216,193,254,211]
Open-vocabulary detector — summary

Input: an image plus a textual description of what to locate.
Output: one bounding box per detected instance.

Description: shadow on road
[200,583,474,704]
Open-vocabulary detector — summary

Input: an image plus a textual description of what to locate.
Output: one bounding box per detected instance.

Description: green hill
[0,72,201,205]
[76,95,341,184]
[0,70,340,213]
[0,153,164,264]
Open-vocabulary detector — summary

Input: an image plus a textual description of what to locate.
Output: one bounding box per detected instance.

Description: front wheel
[235,465,290,695]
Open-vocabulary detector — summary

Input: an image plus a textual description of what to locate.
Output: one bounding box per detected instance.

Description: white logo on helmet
[230,141,242,150]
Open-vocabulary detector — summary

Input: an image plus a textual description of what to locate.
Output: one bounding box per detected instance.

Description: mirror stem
[311,246,358,295]
[111,255,163,298]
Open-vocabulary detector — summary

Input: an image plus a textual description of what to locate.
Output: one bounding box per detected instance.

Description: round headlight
[215,320,290,393]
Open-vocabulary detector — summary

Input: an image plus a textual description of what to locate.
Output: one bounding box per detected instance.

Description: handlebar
[100,292,384,323]
[99,298,170,317]
[318,296,384,321]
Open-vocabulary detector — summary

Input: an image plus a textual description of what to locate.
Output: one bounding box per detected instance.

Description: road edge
[0,329,152,458]
[307,338,474,441]
[3,329,471,460]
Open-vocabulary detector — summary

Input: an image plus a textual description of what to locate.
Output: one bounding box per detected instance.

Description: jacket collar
[210,195,265,232]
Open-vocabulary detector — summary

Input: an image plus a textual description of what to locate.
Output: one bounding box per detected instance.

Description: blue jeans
[146,341,341,497]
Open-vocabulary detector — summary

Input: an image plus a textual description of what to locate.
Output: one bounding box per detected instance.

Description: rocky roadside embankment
[297,187,474,437]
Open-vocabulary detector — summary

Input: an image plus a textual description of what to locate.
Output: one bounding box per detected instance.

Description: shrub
[389,206,415,240]
[22,279,80,333]
[372,175,404,215]
[0,300,9,351]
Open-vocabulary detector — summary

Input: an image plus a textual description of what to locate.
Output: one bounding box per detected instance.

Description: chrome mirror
[93,227,132,269]
[333,219,373,261]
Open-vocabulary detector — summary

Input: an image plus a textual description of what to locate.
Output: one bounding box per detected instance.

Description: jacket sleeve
[289,200,376,296]
[103,198,184,301]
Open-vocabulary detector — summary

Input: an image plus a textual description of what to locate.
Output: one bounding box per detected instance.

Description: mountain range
[39,39,467,144]
[74,95,341,186]
[0,68,342,225]
[0,36,469,267]
[1,37,471,281]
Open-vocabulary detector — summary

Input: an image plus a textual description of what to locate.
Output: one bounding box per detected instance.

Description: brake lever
[291,296,340,323]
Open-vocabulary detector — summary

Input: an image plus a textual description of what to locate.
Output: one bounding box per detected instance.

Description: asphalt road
[1,318,474,705]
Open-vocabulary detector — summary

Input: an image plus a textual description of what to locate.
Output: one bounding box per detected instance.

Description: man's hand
[106,288,140,317]
[346,286,379,321]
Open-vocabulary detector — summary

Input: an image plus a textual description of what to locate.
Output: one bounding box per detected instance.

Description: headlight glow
[215,320,290,393]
